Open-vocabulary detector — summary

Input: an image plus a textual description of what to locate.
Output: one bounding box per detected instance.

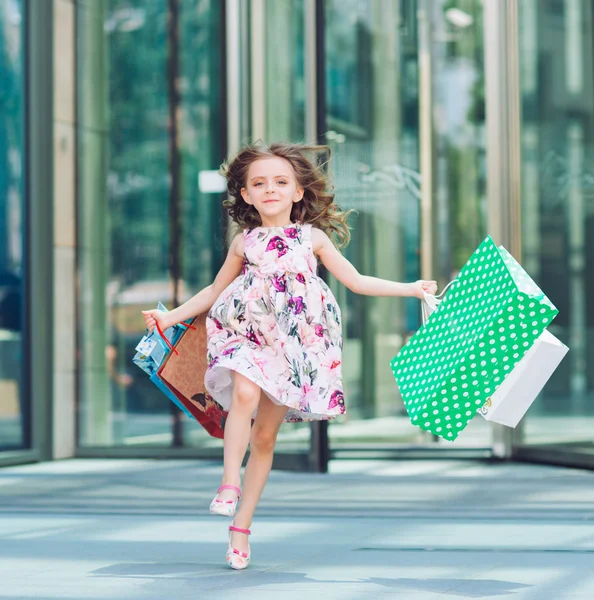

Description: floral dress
[205,223,345,422]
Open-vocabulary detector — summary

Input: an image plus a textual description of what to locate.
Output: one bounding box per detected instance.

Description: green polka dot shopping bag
[390,236,560,441]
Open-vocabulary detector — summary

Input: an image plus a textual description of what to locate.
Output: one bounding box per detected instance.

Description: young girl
[142,142,437,570]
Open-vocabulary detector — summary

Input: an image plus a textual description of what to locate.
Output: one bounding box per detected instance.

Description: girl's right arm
[142,233,245,332]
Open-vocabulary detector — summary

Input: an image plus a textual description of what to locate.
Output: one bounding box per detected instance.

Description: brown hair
[220,141,352,247]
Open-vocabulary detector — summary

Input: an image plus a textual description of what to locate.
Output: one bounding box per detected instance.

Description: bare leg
[230,393,288,554]
[217,372,261,502]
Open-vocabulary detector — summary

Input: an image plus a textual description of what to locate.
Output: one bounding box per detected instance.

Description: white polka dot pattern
[390,236,559,441]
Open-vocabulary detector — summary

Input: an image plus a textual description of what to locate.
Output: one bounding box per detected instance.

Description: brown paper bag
[158,313,227,439]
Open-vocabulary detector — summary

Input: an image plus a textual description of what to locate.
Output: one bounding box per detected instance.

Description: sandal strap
[217,485,241,498]
[229,525,251,535]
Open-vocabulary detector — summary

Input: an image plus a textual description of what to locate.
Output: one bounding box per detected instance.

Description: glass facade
[2,0,592,466]
[77,0,226,448]
[0,0,26,450]
[519,0,594,449]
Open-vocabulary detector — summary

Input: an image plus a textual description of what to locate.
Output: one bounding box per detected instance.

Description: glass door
[324,0,491,454]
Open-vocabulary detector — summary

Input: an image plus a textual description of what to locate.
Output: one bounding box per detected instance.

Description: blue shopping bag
[133,302,191,375]
[133,302,197,419]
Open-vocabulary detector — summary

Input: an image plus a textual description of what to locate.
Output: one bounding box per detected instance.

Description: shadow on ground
[91,562,531,597]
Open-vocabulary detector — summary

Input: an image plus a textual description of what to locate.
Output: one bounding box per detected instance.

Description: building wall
[53,0,77,459]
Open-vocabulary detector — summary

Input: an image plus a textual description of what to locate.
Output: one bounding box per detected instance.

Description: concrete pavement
[1,458,594,599]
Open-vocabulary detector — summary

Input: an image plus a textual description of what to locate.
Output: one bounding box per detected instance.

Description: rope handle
[154,319,196,356]
[421,279,458,325]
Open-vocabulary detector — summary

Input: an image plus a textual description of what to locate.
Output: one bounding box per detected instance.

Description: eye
[278,180,288,185]
[254,182,264,187]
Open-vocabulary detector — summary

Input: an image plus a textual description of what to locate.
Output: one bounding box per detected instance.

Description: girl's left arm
[312,228,436,299]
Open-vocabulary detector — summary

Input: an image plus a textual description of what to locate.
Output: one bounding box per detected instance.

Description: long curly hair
[220,141,352,247]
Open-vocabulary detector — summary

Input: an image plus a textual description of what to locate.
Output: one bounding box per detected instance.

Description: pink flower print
[272,275,287,293]
[299,388,312,411]
[222,346,238,357]
[328,390,345,414]
[208,356,219,369]
[265,236,288,257]
[284,227,299,239]
[296,273,306,284]
[330,360,341,370]
[245,325,261,346]
[241,258,248,274]
[212,318,223,331]
[314,324,324,337]
[252,354,268,375]
[288,296,305,315]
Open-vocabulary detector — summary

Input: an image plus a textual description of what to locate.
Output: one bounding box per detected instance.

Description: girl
[142,142,437,570]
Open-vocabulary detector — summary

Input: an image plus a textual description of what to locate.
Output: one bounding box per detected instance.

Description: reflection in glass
[325,0,423,445]
[432,0,486,278]
[0,0,26,450]
[265,0,305,142]
[519,0,594,446]
[324,0,488,448]
[78,0,225,447]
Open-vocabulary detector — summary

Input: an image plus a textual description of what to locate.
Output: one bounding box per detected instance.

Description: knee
[232,379,260,412]
[251,426,278,455]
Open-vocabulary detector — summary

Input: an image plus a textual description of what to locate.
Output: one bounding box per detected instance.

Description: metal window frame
[0,0,55,467]
[483,0,523,459]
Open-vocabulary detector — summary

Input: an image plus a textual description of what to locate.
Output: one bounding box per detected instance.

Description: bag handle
[155,319,196,355]
[421,279,458,325]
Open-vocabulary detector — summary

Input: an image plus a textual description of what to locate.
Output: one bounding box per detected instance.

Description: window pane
[265,0,305,141]
[519,0,594,446]
[0,0,26,450]
[78,0,225,448]
[324,0,488,448]
[325,0,423,444]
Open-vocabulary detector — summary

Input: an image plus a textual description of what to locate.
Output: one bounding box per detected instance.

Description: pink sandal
[209,485,241,517]
[227,524,251,570]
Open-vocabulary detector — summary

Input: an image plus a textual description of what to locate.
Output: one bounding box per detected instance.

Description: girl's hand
[411,280,438,299]
[141,309,170,334]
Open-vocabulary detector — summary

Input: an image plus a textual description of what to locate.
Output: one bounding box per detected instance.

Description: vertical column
[565,0,587,408]
[304,0,317,144]
[250,0,266,140]
[26,0,54,460]
[519,0,540,280]
[370,0,405,413]
[483,0,522,458]
[52,0,76,459]
[307,0,328,472]
[418,0,436,284]
[77,0,111,445]
[226,0,242,154]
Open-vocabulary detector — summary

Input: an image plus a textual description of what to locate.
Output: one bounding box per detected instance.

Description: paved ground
[1,458,594,599]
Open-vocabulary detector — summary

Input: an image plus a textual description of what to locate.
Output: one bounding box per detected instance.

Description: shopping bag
[149,372,196,420]
[157,313,227,439]
[390,236,560,440]
[133,302,187,375]
[478,329,568,427]
[133,302,200,416]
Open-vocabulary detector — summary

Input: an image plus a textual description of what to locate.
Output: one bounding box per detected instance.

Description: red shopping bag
[156,313,227,439]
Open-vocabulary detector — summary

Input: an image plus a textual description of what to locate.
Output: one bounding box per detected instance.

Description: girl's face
[241,157,303,226]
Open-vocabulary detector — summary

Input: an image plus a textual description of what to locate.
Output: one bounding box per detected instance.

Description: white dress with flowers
[205,223,345,422]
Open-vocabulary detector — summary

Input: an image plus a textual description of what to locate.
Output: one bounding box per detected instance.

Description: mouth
[263,199,279,203]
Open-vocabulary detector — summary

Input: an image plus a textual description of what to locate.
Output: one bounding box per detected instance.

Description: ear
[293,187,304,203]
[241,187,252,205]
